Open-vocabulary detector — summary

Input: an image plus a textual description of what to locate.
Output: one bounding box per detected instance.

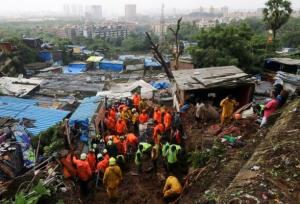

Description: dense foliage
[189,24,273,73]
[263,0,293,38]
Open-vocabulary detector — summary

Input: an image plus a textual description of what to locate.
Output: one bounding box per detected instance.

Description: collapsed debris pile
[219,99,300,204]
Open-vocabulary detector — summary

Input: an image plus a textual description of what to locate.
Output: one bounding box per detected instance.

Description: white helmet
[103,149,108,154]
[92,144,97,149]
[80,153,87,160]
[97,153,103,159]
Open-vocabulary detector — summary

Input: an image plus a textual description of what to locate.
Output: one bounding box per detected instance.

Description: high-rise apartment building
[90,5,102,19]
[125,4,137,19]
[221,6,229,16]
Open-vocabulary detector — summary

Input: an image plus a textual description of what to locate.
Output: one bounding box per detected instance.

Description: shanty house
[264,58,300,74]
[23,38,42,49]
[0,77,42,97]
[63,62,88,74]
[39,50,53,63]
[99,60,124,72]
[144,57,161,69]
[86,56,103,69]
[172,66,255,107]
[0,96,69,136]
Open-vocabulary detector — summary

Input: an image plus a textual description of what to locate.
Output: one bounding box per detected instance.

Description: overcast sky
[1,0,300,16]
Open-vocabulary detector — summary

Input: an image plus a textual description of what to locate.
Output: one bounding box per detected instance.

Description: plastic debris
[251,165,260,171]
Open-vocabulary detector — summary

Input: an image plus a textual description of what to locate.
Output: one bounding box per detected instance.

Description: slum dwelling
[172,66,255,107]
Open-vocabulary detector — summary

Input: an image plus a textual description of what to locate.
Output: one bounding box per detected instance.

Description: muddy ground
[219,99,300,203]
[4,99,300,204]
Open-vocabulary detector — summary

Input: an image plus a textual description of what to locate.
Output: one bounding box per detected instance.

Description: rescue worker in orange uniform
[87,149,96,173]
[115,118,128,135]
[96,153,109,174]
[132,92,141,109]
[104,112,116,132]
[124,133,138,154]
[164,110,172,131]
[164,110,172,138]
[139,109,149,124]
[61,153,77,179]
[109,107,117,120]
[73,153,92,197]
[103,157,123,200]
[113,135,125,155]
[153,121,165,144]
[131,108,139,134]
[103,149,110,160]
[163,176,183,202]
[153,107,162,123]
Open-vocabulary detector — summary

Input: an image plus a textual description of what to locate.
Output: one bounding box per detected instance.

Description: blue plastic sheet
[151,81,170,90]
[13,125,35,168]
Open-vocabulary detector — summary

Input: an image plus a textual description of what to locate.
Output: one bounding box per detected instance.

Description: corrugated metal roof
[0,96,69,136]
[17,106,69,136]
[0,77,42,97]
[266,58,300,66]
[172,66,249,91]
[69,96,102,124]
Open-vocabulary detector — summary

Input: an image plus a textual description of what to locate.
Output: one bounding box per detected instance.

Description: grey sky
[1,0,300,16]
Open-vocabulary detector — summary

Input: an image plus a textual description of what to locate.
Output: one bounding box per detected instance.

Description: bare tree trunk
[145,32,174,81]
[169,17,182,70]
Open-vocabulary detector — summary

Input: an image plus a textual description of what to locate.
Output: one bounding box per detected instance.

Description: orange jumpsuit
[105,116,116,131]
[61,154,77,178]
[153,123,164,144]
[96,157,109,173]
[139,113,149,124]
[87,152,96,172]
[133,94,141,107]
[164,112,172,130]
[115,120,127,135]
[153,110,162,123]
[72,156,92,181]
[109,109,116,119]
[113,136,125,155]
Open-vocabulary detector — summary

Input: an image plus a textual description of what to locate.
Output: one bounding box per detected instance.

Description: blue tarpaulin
[63,62,87,74]
[99,60,124,72]
[0,96,70,136]
[12,125,35,168]
[39,51,53,62]
[144,57,161,68]
[151,81,170,90]
[69,96,102,142]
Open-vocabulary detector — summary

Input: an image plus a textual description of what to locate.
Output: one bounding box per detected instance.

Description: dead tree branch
[171,166,208,204]
[169,17,182,70]
[145,32,174,80]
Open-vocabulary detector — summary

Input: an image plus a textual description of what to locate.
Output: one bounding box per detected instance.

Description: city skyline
[0,0,300,17]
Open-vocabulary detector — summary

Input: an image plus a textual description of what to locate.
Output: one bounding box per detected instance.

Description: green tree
[190,24,271,73]
[122,33,156,52]
[263,0,292,39]
[6,37,38,64]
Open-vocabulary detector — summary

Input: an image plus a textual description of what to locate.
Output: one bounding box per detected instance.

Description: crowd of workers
[61,92,184,202]
[61,84,287,202]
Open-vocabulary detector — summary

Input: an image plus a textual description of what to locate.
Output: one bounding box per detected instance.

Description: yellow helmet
[109,157,116,166]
